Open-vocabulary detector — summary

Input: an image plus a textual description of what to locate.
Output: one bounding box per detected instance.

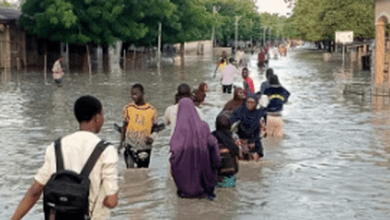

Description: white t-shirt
[163,104,204,137]
[35,131,119,220]
[220,64,239,85]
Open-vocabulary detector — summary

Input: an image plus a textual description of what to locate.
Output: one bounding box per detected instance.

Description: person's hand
[252,152,260,161]
[248,143,255,150]
[145,136,154,145]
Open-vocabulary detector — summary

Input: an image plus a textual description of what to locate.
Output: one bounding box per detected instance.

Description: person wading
[170,98,220,200]
[120,84,158,168]
[263,75,290,137]
[231,94,267,161]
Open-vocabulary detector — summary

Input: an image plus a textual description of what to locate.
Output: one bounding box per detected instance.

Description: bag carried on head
[43,138,109,220]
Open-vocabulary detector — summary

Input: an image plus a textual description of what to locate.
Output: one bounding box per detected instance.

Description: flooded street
[2,47,390,220]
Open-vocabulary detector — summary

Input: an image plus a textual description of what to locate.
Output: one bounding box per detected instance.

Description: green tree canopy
[291,0,375,41]
[163,0,213,44]
[19,0,175,46]
[205,0,261,44]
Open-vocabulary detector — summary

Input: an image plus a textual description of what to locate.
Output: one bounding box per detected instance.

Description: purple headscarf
[170,98,220,198]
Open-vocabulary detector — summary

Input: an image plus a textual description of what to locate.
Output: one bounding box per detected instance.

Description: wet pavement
[2,46,390,220]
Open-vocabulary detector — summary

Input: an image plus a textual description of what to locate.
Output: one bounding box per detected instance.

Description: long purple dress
[170,98,220,199]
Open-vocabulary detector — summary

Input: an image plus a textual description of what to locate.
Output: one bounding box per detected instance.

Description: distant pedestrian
[214,58,227,78]
[235,47,246,67]
[220,58,240,94]
[120,84,158,168]
[170,98,220,199]
[242,67,254,94]
[52,56,65,86]
[257,48,266,69]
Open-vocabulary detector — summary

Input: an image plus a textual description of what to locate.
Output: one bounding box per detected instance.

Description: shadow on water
[2,47,390,219]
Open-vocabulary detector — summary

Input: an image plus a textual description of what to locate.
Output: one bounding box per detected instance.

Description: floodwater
[2,46,390,220]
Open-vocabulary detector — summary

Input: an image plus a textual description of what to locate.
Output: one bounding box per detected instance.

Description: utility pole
[157,22,162,70]
[263,27,266,47]
[250,19,253,49]
[211,6,220,47]
[235,16,242,53]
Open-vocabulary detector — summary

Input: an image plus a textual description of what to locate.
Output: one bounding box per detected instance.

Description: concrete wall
[174,40,213,55]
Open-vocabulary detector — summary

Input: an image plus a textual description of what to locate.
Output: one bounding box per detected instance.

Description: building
[375,0,390,85]
[0,6,26,71]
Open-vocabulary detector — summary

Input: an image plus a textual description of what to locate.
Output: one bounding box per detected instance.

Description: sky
[255,0,293,17]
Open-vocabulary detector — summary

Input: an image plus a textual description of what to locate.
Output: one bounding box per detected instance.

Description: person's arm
[120,106,129,150]
[163,107,171,126]
[101,146,119,209]
[11,181,44,220]
[214,62,220,74]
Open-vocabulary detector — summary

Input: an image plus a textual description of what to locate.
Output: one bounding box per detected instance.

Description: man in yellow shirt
[121,84,158,168]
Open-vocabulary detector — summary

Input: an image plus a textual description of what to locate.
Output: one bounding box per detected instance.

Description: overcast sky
[255,0,293,17]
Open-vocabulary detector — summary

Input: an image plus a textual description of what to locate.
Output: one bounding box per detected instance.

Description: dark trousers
[222,84,233,94]
[124,146,152,168]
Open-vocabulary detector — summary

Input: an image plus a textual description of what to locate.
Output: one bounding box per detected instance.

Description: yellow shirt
[218,61,227,73]
[122,103,158,150]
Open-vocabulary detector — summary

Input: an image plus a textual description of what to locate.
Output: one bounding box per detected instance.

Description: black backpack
[43,138,109,220]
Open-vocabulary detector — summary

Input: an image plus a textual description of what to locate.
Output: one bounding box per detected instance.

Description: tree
[122,0,176,47]
[290,0,375,41]
[167,0,213,44]
[19,0,158,46]
[205,0,260,46]
[1,0,13,7]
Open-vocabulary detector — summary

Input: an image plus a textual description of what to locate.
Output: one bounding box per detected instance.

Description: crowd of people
[11,48,290,219]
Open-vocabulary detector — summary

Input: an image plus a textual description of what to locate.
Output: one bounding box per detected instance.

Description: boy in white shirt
[11,95,119,220]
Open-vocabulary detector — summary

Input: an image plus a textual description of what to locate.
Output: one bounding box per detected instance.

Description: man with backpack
[11,95,118,220]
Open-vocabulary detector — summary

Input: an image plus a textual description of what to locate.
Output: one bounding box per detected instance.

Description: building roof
[0,7,21,21]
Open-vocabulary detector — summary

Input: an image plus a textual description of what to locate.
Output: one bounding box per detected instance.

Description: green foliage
[205,0,261,44]
[18,0,300,47]
[291,0,375,41]
[1,0,13,7]
[19,0,175,46]
[161,0,213,44]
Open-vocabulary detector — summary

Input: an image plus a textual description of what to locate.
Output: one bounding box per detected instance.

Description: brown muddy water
[2,46,390,220]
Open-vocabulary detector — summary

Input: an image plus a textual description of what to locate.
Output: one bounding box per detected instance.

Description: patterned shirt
[122,103,158,150]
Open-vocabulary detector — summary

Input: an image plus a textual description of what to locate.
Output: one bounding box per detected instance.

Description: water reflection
[3,47,390,219]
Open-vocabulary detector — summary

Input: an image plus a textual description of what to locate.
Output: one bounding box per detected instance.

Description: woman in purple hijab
[170,98,220,199]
